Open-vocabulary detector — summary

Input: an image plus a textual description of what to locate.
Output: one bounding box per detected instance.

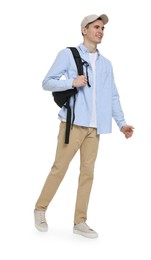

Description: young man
[34,13,134,239]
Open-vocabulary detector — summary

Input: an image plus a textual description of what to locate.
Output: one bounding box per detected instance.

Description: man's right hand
[72,75,87,88]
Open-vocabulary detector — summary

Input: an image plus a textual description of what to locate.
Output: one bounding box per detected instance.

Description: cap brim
[99,14,109,25]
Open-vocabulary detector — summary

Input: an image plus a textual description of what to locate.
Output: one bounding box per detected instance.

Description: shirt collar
[78,43,100,56]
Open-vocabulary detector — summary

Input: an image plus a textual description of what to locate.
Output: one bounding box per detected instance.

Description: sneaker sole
[35,224,48,232]
[73,229,98,239]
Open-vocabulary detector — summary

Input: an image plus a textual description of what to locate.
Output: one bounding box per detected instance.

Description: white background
[0,0,151,259]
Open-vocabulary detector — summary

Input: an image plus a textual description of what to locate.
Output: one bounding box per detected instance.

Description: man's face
[83,19,105,44]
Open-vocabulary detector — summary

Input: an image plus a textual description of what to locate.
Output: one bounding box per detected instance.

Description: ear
[81,27,87,35]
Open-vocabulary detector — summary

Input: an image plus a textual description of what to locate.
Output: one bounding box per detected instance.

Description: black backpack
[52,47,84,144]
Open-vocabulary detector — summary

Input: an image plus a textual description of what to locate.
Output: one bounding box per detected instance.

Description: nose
[100,28,104,34]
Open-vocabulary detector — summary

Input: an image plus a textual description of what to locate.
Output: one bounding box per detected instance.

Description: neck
[83,41,97,53]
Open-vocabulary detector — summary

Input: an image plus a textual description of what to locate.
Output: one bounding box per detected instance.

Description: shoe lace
[40,211,46,223]
[80,222,92,231]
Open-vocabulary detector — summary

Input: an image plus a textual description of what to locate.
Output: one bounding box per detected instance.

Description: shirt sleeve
[111,69,127,128]
[42,49,74,92]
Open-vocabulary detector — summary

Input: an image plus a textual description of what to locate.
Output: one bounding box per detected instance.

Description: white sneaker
[34,209,48,232]
[73,222,98,239]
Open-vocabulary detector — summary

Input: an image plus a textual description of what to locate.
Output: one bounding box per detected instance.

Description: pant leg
[74,128,100,224]
[35,122,86,211]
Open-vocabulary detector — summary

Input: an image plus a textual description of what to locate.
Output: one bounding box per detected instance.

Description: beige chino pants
[35,122,100,224]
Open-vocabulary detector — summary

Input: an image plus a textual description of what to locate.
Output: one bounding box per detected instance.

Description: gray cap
[81,14,109,28]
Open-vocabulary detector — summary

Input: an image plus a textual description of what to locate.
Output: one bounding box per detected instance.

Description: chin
[97,40,102,44]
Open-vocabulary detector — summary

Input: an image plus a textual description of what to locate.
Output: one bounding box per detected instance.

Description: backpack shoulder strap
[67,47,83,75]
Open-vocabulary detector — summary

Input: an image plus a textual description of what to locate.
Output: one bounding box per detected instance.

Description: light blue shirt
[42,44,127,134]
